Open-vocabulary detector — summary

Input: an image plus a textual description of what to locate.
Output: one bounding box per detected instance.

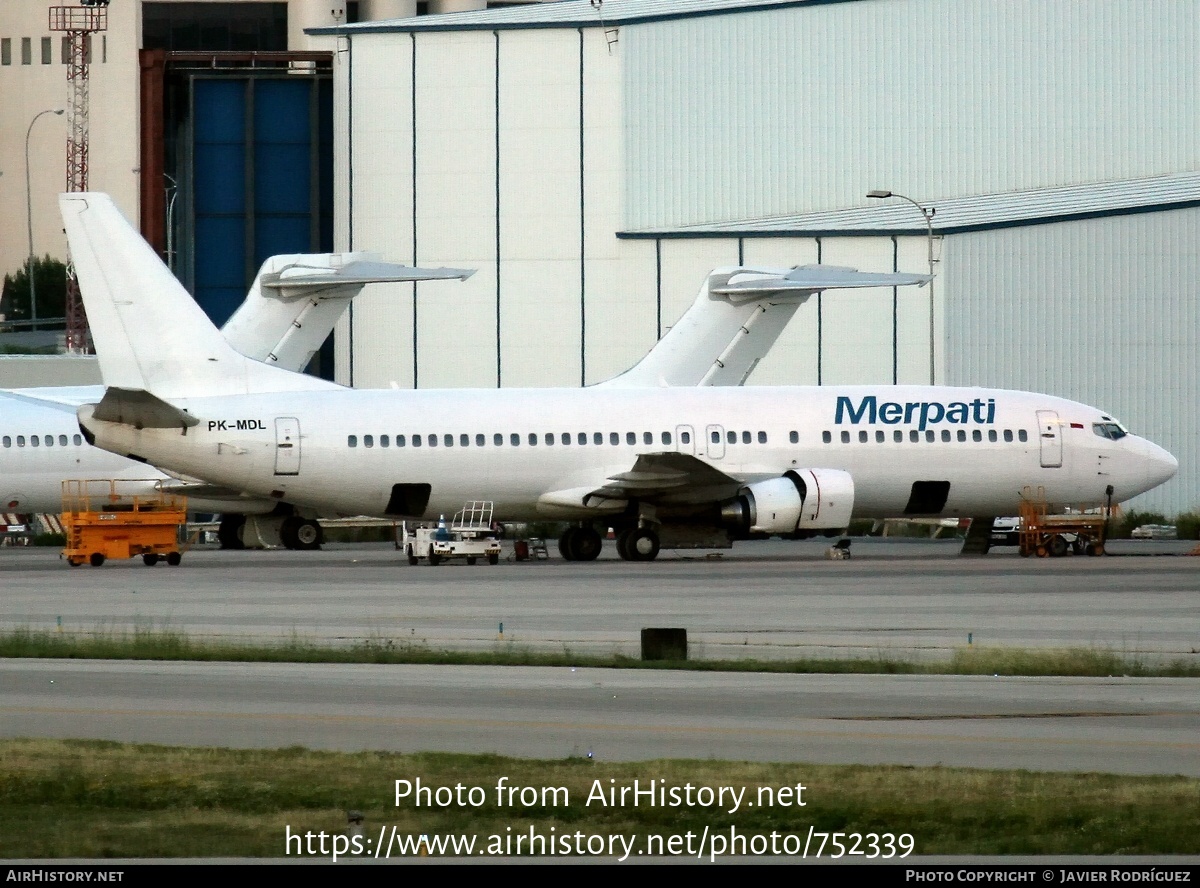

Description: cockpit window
[1092,422,1127,441]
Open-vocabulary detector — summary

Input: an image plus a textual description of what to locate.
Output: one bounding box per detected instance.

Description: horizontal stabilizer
[712,264,931,297]
[259,259,474,294]
[88,387,199,430]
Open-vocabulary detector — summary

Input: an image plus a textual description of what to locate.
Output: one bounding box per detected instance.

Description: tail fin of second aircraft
[60,193,339,400]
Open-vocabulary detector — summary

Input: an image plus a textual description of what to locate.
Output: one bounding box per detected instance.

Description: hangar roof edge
[617,174,1200,239]
[308,0,842,35]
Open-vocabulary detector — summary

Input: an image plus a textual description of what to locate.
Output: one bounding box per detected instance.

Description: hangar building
[316,0,1200,515]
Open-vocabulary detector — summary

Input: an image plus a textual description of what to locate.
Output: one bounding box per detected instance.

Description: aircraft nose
[1123,436,1178,497]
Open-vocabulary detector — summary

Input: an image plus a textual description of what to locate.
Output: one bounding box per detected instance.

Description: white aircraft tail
[600,265,930,387]
[61,193,340,399]
[222,253,473,370]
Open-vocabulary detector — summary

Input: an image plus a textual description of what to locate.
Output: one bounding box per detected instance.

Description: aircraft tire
[292,519,323,551]
[558,527,579,560]
[217,514,247,550]
[627,528,660,562]
[279,517,300,550]
[143,554,159,566]
[572,527,603,561]
[615,529,634,561]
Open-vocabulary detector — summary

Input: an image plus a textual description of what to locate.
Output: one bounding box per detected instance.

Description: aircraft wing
[586,452,744,505]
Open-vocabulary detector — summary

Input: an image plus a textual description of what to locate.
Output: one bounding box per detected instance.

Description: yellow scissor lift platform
[62,480,188,567]
[1017,486,1112,558]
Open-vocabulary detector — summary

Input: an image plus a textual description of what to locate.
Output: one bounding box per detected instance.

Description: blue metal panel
[254,78,313,267]
[193,79,247,326]
[190,75,330,329]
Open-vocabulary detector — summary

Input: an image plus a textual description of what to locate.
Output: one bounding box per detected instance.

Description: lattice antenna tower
[49,1,108,353]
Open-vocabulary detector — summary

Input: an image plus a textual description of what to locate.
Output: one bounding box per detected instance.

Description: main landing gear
[557,525,603,561]
[616,527,660,562]
[556,523,663,562]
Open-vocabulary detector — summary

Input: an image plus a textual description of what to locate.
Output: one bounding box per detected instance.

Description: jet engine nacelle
[720,469,855,534]
[791,468,854,530]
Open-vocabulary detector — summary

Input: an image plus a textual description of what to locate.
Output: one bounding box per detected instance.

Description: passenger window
[727,430,736,444]
[876,430,885,443]
[578,433,588,445]
[1003,429,1013,443]
[643,431,652,445]
[429,434,438,447]
[972,430,982,442]
[529,433,538,446]
[381,435,390,448]
[73,435,82,445]
[841,431,850,444]
[741,431,751,444]
[31,436,39,447]
[477,434,486,447]
[662,431,672,445]
[758,431,767,444]
[444,434,453,447]
[941,430,951,442]
[610,432,619,445]
[988,430,998,442]
[17,436,25,447]
[790,431,799,444]
[681,431,690,444]
[593,432,603,445]
[545,433,554,446]
[413,435,422,448]
[822,431,831,444]
[364,435,374,448]
[494,433,503,446]
[894,430,903,443]
[397,435,406,447]
[348,435,357,447]
[626,432,636,445]
[461,434,470,447]
[925,430,935,442]
[859,431,868,443]
[957,430,967,442]
[2,436,9,447]
[712,430,721,444]
[511,433,520,446]
[1018,430,1028,442]
[909,430,919,443]
[561,433,571,445]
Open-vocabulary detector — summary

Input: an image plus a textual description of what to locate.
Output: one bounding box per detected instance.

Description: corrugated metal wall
[946,211,1200,514]
[624,0,1200,229]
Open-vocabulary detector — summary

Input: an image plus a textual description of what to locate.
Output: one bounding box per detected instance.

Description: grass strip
[0,739,1197,858]
[1,626,1198,677]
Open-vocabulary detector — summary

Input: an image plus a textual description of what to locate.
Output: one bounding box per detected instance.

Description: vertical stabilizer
[60,193,339,398]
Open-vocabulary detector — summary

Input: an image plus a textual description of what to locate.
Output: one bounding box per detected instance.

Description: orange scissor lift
[1017,486,1112,558]
[61,480,188,567]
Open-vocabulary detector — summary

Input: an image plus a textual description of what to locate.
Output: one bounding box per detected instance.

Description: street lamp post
[867,189,936,385]
[25,108,65,332]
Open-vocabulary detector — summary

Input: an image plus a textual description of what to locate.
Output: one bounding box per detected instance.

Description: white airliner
[1,249,472,549]
[4,201,930,551]
[66,192,1178,561]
